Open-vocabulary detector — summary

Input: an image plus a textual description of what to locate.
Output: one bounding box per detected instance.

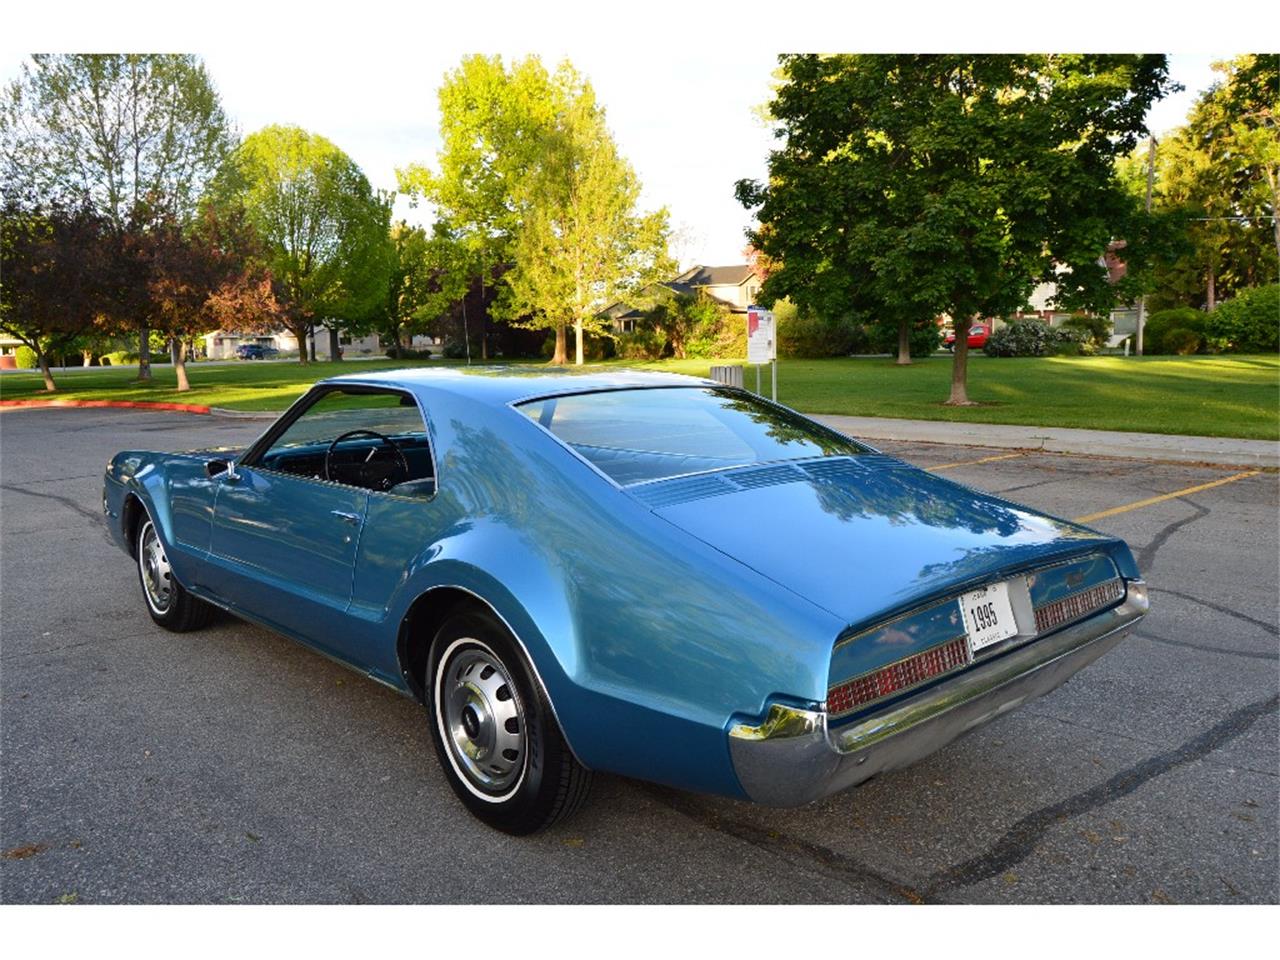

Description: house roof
[672,264,757,287]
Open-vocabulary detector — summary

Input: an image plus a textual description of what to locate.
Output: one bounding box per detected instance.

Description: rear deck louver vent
[801,455,899,483]
[628,474,737,508]
[629,455,900,508]
[730,463,806,490]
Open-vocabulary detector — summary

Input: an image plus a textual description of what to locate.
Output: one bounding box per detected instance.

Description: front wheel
[136,516,212,632]
[427,610,591,834]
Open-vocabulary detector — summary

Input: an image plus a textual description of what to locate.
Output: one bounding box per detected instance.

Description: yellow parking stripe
[928,452,1025,472]
[1073,471,1261,524]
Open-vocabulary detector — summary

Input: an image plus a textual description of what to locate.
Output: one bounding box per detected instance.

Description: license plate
[960,581,1019,653]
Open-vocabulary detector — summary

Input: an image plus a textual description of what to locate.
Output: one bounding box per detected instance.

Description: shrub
[1061,314,1112,354]
[1205,284,1279,353]
[386,346,435,360]
[14,345,38,368]
[984,318,1082,357]
[1145,307,1206,354]
[615,329,666,360]
[1163,328,1202,355]
[776,301,866,358]
[442,342,468,360]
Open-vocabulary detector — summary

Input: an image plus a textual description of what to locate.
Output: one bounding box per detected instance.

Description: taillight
[827,636,969,717]
[1034,580,1124,634]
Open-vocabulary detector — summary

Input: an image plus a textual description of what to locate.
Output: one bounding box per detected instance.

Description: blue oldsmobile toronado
[103,369,1148,834]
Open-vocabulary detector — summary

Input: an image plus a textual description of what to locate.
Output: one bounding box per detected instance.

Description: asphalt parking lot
[1,407,1276,904]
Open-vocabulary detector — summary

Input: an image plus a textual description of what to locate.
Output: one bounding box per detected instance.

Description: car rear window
[518,387,869,485]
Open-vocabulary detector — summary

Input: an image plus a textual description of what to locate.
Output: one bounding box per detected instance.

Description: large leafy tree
[501,64,673,365]
[1151,54,1278,309]
[400,56,671,365]
[1,54,236,379]
[399,55,554,359]
[0,195,114,391]
[738,55,1172,403]
[206,125,392,363]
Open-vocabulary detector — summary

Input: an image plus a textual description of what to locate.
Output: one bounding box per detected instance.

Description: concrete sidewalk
[811,414,1280,469]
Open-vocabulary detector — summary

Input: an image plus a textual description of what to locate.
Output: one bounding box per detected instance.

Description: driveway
[1,407,1275,903]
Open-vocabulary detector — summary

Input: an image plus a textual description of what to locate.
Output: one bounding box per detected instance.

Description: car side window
[251,388,435,498]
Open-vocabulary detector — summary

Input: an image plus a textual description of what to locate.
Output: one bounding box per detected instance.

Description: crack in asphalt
[1153,587,1279,636]
[641,785,929,904]
[1134,628,1279,662]
[0,482,100,524]
[1136,497,1210,574]
[921,693,1280,895]
[0,631,156,663]
[992,477,1063,495]
[0,473,101,487]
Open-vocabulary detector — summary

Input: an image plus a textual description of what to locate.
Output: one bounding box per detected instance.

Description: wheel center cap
[461,703,481,740]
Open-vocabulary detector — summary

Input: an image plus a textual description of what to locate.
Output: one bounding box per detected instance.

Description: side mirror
[206,458,240,481]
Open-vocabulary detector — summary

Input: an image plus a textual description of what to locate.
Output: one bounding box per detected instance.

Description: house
[201,327,384,360]
[605,264,763,334]
[1007,243,1138,345]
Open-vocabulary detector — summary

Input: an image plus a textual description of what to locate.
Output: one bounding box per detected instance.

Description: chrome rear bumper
[728,580,1148,806]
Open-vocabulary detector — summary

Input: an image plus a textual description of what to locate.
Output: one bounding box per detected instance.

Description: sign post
[747,305,777,401]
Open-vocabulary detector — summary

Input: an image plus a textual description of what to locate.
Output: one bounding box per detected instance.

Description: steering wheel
[324,429,411,491]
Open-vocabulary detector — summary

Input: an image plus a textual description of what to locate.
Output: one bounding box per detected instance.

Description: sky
[1,3,1257,269]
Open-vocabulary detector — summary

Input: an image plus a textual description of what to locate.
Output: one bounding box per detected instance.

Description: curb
[811,415,1280,470]
[208,407,281,420]
[0,398,211,414]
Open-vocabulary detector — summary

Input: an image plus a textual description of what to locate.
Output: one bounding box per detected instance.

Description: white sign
[747,306,776,365]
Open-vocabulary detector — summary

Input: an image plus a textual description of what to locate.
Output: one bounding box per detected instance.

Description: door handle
[330,510,362,525]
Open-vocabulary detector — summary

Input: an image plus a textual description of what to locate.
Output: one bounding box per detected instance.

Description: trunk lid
[630,455,1126,630]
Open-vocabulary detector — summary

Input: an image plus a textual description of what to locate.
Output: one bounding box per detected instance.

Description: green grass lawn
[2,354,1277,440]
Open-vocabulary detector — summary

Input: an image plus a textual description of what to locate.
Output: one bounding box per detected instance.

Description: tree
[206,125,392,363]
[501,64,672,364]
[1,54,236,380]
[401,56,672,365]
[398,55,554,360]
[738,55,1173,403]
[0,196,113,391]
[1152,55,1278,309]
[373,221,433,354]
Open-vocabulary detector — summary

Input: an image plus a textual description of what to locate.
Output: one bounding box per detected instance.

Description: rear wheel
[136,516,212,632]
[426,610,591,834]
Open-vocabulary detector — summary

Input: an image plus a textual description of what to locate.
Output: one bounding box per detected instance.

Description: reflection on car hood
[632,455,1120,628]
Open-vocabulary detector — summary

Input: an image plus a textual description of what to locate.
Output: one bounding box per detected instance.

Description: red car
[945,323,991,351]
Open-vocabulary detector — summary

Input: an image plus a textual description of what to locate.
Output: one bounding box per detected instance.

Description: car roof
[320,366,719,407]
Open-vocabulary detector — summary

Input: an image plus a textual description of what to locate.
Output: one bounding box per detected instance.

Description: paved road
[1,408,1276,904]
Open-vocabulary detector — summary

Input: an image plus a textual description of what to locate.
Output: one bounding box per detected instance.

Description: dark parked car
[236,343,279,360]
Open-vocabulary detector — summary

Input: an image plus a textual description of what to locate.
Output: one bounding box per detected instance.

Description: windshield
[518,387,869,485]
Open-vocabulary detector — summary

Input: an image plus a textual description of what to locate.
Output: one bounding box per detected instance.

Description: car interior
[253,388,436,498]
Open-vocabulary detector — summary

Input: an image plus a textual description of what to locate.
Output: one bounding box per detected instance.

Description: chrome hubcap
[139,521,172,613]
[439,643,526,795]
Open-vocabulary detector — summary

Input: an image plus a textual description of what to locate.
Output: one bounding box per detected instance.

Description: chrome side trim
[729,580,1148,807]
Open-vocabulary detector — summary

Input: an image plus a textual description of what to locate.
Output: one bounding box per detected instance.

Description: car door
[203,385,427,657]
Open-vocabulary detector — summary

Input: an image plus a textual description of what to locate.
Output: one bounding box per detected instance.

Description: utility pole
[1135,136,1157,357]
